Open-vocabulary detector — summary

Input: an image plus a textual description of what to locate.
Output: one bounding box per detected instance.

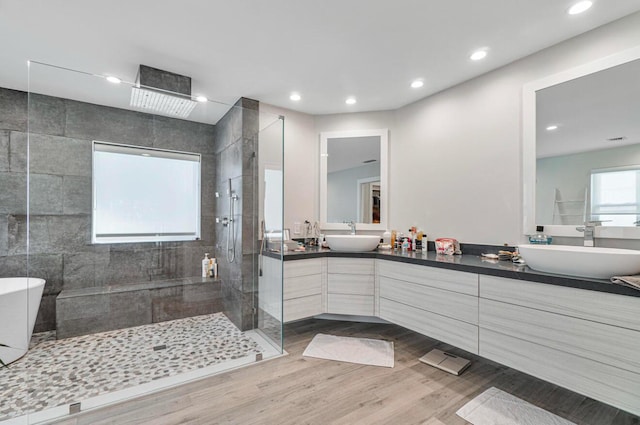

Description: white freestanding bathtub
[0,277,46,365]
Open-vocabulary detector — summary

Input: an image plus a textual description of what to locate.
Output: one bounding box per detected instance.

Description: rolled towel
[610,275,640,291]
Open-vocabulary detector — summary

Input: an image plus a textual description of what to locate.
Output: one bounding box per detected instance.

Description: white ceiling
[2,1,640,124]
[536,57,640,158]
[327,136,380,173]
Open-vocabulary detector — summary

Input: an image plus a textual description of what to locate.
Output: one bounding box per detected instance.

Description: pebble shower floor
[0,313,262,421]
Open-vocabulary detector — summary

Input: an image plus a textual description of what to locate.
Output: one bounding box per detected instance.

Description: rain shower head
[130,65,198,118]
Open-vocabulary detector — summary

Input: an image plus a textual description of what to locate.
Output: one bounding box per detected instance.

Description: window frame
[590,165,640,226]
[91,141,202,244]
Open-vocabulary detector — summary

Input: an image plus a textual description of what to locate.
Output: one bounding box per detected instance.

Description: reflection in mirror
[536,58,640,227]
[327,136,381,223]
[320,129,388,231]
[523,46,640,238]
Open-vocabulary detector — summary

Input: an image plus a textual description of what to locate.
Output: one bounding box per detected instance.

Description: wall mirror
[523,46,640,239]
[320,129,388,231]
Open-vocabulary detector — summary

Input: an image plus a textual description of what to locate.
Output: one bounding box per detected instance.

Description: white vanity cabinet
[377,260,479,354]
[326,258,375,316]
[283,258,324,323]
[479,275,640,416]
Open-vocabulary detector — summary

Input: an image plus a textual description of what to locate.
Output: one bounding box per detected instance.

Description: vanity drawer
[284,295,322,323]
[379,276,477,324]
[479,328,640,416]
[377,260,478,296]
[284,258,323,279]
[327,294,374,316]
[480,298,640,374]
[479,275,640,331]
[328,258,374,275]
[284,274,322,300]
[328,274,374,296]
[379,297,478,354]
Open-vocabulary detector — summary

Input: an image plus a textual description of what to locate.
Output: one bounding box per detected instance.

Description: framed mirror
[320,129,388,231]
[523,46,640,239]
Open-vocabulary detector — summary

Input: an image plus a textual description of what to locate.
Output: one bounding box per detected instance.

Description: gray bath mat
[457,387,576,425]
[302,333,394,368]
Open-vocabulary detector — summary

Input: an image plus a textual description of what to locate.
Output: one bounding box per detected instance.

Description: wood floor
[52,319,639,425]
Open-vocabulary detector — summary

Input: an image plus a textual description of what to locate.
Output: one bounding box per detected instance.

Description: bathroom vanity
[262,248,640,416]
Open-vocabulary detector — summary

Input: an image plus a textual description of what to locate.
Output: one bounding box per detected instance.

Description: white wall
[393,11,640,245]
[259,104,318,236]
[266,11,640,245]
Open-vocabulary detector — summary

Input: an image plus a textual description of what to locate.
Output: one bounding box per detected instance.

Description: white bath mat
[302,333,394,368]
[456,387,576,425]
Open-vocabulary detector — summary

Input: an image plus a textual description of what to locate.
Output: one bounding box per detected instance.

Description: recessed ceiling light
[470,50,488,61]
[546,125,558,131]
[411,80,424,89]
[195,96,208,103]
[568,1,593,15]
[290,93,301,101]
[345,97,357,105]
[106,76,121,84]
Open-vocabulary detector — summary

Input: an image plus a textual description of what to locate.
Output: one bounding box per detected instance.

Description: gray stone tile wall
[213,98,260,331]
[0,87,220,333]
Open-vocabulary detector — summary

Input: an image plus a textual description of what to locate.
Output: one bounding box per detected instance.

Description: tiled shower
[0,61,284,422]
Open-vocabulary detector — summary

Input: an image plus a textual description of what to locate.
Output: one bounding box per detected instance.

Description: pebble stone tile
[0,313,261,421]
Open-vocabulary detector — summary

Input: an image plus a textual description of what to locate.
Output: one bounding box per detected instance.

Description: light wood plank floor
[52,319,639,425]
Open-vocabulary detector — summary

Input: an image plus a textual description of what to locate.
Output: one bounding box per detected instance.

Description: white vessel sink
[325,235,380,252]
[518,244,640,279]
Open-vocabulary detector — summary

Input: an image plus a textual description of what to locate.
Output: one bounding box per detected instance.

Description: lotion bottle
[202,253,211,278]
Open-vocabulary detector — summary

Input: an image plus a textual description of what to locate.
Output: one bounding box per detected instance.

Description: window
[92,141,201,243]
[590,166,640,226]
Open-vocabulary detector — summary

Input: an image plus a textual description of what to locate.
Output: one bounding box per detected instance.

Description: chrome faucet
[347,221,356,235]
[576,221,601,247]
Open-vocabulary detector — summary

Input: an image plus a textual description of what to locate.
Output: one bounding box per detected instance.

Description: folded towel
[610,275,640,291]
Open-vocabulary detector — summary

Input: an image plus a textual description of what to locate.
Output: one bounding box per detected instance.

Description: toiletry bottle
[202,253,211,278]
[422,233,428,252]
[390,230,396,250]
[213,262,218,278]
[402,238,409,252]
[210,257,218,278]
[529,225,552,245]
[416,231,423,251]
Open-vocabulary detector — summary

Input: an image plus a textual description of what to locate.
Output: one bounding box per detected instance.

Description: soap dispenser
[529,226,552,245]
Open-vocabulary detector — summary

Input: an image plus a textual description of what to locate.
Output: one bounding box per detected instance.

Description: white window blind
[92,141,201,243]
[590,167,640,226]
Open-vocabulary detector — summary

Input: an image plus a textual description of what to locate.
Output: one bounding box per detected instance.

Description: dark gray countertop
[264,247,640,298]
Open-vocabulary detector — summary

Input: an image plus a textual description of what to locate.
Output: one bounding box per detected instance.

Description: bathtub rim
[0,277,46,295]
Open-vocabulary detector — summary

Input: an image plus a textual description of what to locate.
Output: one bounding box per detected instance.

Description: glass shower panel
[0,74,32,423]
[255,115,284,352]
[16,61,285,423]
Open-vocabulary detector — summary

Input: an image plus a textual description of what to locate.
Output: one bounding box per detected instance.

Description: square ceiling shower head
[130,65,198,118]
